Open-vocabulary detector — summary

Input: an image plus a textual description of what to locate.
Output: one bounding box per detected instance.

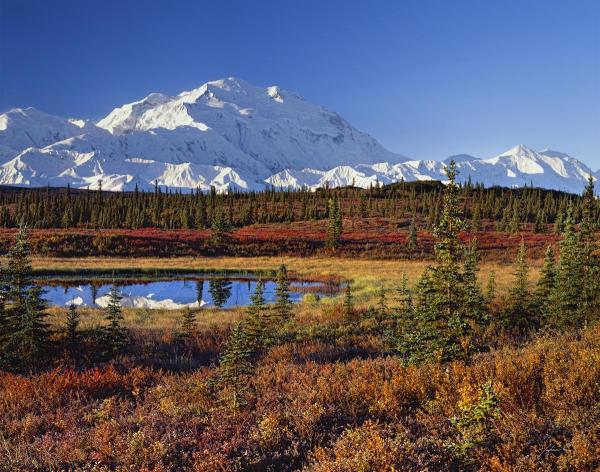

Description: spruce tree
[218,322,253,410]
[408,220,417,251]
[210,207,231,248]
[65,302,80,358]
[462,239,487,325]
[104,285,127,356]
[2,226,49,367]
[326,197,342,250]
[579,176,600,323]
[502,239,536,333]
[343,281,354,320]
[244,280,267,349]
[534,245,556,322]
[399,161,484,363]
[273,264,293,323]
[179,308,197,340]
[396,273,412,314]
[547,207,585,329]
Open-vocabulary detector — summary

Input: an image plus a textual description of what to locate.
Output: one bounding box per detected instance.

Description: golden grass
[32,255,541,329]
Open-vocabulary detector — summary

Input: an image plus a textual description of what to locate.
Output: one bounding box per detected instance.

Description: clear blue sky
[1,0,599,166]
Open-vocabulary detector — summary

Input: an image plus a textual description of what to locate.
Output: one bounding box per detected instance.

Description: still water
[39,277,325,309]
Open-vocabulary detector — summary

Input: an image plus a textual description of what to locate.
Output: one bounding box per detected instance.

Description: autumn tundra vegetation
[0,162,599,471]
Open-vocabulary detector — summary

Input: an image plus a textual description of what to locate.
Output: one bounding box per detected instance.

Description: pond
[36,274,334,309]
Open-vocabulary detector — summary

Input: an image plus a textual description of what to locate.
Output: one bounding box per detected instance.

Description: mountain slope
[0,79,596,193]
[269,145,596,194]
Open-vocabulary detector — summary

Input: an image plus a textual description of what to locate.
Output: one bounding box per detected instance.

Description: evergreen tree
[396,273,412,315]
[326,197,342,250]
[65,302,80,358]
[244,280,267,349]
[579,176,600,322]
[343,281,354,320]
[408,220,417,251]
[399,161,484,363]
[103,285,127,356]
[179,308,197,340]
[534,245,556,322]
[502,240,536,333]
[485,271,496,307]
[2,226,49,367]
[547,208,585,329]
[462,239,487,325]
[210,207,231,248]
[273,264,293,323]
[218,322,253,410]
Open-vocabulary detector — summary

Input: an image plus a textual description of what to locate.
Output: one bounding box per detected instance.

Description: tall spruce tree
[273,264,293,324]
[399,161,485,364]
[211,207,231,248]
[244,280,267,350]
[179,308,198,340]
[579,175,599,323]
[547,207,585,329]
[485,271,496,307]
[502,240,536,333]
[462,239,487,325]
[218,322,253,410]
[104,285,127,356]
[534,245,556,322]
[65,302,80,358]
[408,220,417,250]
[326,197,342,250]
[2,226,49,367]
[343,281,354,320]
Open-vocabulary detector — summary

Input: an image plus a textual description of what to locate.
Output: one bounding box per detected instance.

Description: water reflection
[40,277,321,309]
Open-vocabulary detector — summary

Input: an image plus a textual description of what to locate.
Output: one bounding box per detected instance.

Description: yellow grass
[32,256,542,329]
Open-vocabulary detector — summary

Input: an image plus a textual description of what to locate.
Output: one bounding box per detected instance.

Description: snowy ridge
[268,145,597,194]
[0,78,597,193]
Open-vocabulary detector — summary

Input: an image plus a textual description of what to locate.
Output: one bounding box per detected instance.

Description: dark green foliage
[408,220,417,250]
[547,207,585,329]
[462,239,487,325]
[104,285,127,356]
[343,281,354,320]
[273,264,293,324]
[534,245,556,319]
[398,161,488,364]
[209,278,232,308]
[244,280,267,350]
[326,197,342,250]
[1,226,49,367]
[218,322,253,410]
[502,240,537,333]
[65,302,80,357]
[210,207,231,247]
[179,308,197,340]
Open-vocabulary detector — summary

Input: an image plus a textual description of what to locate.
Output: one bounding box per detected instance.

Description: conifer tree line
[0,177,597,232]
[389,163,600,364]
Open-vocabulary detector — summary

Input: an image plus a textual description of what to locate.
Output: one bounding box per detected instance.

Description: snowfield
[0,78,596,194]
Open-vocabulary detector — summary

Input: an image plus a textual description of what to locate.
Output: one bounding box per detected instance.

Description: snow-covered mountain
[0,78,597,193]
[0,78,407,191]
[268,145,597,194]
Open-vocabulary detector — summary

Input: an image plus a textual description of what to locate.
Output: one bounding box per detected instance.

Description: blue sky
[1,0,599,166]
